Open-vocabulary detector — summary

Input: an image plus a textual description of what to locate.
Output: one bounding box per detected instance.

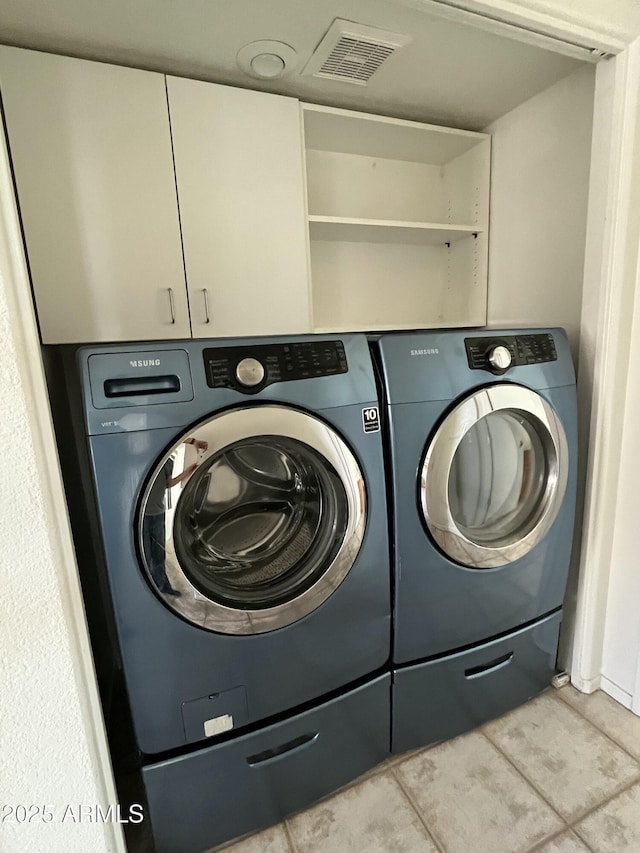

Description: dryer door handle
[464,652,513,679]
[245,731,319,767]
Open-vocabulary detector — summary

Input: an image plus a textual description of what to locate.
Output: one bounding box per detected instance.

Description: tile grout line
[539,691,640,824]
[283,818,299,853]
[281,758,399,853]
[568,827,600,853]
[386,741,442,769]
[549,688,637,761]
[481,706,640,829]
[565,828,598,853]
[568,771,640,837]
[389,766,449,853]
[524,825,583,853]
[554,687,640,764]
[478,727,572,831]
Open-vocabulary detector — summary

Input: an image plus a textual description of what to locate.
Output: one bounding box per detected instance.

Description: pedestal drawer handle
[246,731,319,767]
[464,652,513,679]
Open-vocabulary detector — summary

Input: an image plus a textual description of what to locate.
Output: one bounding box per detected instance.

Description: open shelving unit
[302,103,491,332]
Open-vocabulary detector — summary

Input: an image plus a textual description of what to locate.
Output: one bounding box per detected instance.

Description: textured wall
[485,65,596,671]
[485,64,595,356]
[0,136,121,852]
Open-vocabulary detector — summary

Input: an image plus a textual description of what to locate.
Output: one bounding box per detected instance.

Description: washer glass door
[139,406,366,634]
[420,384,568,568]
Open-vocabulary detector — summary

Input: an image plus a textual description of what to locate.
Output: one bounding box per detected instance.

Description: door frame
[569,37,640,699]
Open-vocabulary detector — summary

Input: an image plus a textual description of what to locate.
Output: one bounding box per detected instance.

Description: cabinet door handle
[167,288,176,324]
[202,288,211,324]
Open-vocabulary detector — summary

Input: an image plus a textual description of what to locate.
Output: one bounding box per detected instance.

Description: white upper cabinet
[166,77,311,338]
[0,48,190,344]
[0,47,491,343]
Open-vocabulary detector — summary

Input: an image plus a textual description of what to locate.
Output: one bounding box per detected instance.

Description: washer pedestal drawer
[142,673,390,853]
[392,611,561,755]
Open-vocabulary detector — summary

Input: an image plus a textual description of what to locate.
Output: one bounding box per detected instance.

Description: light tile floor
[214,686,640,853]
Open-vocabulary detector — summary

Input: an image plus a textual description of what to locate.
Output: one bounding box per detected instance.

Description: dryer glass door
[419,384,568,569]
[139,406,366,634]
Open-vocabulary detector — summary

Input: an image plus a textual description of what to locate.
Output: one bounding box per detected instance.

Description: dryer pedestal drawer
[392,612,561,755]
[143,673,390,853]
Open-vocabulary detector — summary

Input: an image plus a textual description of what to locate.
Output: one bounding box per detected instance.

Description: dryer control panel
[203,340,348,393]
[465,333,557,375]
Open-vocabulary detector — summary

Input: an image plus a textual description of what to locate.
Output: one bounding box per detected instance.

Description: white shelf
[308,216,482,246]
[303,104,487,165]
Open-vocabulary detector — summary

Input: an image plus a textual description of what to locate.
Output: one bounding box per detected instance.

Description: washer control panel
[203,340,348,393]
[465,333,557,374]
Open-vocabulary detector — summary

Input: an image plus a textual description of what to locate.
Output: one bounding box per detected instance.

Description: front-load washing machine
[47,333,390,852]
[372,328,578,753]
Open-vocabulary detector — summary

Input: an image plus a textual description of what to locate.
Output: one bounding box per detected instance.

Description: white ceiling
[0,0,595,129]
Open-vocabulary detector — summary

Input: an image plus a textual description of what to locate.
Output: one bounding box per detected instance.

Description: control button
[235,357,265,387]
[488,345,512,371]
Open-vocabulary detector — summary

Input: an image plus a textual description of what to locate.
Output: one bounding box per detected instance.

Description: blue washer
[47,333,392,850]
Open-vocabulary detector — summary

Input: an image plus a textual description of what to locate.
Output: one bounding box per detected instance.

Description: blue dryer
[373,328,578,752]
[48,334,390,852]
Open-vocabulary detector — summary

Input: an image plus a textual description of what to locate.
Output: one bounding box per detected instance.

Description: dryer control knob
[236,357,265,387]
[488,345,512,371]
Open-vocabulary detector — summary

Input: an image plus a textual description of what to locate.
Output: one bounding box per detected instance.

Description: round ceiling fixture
[237,40,298,80]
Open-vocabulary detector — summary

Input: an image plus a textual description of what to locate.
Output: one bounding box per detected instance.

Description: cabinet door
[167,77,311,338]
[0,48,190,343]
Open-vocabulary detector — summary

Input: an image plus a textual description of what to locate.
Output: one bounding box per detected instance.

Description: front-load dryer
[47,334,391,850]
[373,328,578,752]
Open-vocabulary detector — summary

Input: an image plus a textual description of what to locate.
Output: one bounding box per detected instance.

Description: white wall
[485,64,595,353]
[0,135,124,852]
[485,64,595,670]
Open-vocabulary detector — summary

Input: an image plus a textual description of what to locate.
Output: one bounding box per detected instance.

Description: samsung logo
[130,359,161,367]
[410,348,439,356]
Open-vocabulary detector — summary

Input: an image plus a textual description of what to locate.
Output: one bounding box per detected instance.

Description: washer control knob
[235,357,265,387]
[488,345,512,371]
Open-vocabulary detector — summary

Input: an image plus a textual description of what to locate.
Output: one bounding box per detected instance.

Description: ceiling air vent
[303,19,412,86]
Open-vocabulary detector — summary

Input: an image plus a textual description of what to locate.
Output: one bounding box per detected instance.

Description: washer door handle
[245,731,319,767]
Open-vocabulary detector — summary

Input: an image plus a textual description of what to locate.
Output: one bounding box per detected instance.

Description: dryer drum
[448,411,548,545]
[138,405,367,634]
[420,383,569,569]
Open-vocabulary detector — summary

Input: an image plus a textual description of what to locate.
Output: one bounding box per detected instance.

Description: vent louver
[303,20,412,86]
